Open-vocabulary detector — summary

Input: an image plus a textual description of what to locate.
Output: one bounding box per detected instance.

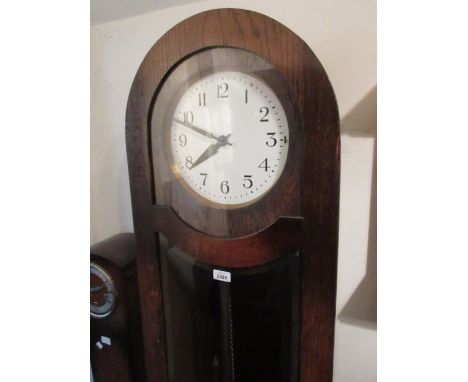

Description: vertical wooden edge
[134,233,168,382]
[126,64,170,382]
[300,78,340,382]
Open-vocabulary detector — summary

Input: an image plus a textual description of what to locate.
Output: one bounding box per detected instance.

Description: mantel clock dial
[90,263,117,319]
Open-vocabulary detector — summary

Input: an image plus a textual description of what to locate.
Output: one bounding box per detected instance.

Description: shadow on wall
[341,87,376,137]
[339,87,377,330]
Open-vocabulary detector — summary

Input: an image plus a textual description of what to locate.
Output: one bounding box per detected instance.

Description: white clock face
[170,71,289,206]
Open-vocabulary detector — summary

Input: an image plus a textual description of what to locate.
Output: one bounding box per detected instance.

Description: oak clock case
[90,234,145,382]
[126,8,340,382]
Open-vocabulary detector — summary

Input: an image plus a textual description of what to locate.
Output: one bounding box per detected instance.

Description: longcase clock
[126,8,340,382]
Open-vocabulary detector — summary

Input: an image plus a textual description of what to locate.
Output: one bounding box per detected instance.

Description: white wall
[91,1,376,381]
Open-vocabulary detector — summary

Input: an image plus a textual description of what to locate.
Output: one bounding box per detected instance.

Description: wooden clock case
[90,233,145,382]
[126,8,340,382]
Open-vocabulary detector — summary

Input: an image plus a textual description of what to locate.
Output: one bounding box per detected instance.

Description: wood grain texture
[126,8,340,382]
[153,206,303,268]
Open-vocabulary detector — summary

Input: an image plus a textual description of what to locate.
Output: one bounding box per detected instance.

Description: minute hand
[173,118,232,146]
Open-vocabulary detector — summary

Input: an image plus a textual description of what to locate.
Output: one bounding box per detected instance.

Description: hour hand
[190,142,223,169]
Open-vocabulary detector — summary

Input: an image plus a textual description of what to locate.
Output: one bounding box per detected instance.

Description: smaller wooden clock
[90,234,145,382]
[126,9,340,382]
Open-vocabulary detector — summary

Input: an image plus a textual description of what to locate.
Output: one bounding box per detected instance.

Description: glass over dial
[90,263,117,319]
[170,71,289,206]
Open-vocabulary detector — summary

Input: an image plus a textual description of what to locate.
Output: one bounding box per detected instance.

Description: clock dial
[90,263,117,319]
[170,71,289,206]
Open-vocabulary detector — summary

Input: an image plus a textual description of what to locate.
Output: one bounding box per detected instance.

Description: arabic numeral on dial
[259,107,269,122]
[266,132,277,147]
[217,82,229,98]
[183,111,193,124]
[179,134,187,147]
[258,158,270,172]
[243,175,253,189]
[200,173,208,186]
[220,180,230,194]
[198,93,206,106]
[245,89,248,103]
[186,155,193,169]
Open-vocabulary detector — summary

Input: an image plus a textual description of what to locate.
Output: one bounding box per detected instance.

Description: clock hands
[173,117,232,169]
[173,118,232,146]
[190,134,231,169]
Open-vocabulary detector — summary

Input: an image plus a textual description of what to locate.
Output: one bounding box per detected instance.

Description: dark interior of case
[160,245,301,382]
